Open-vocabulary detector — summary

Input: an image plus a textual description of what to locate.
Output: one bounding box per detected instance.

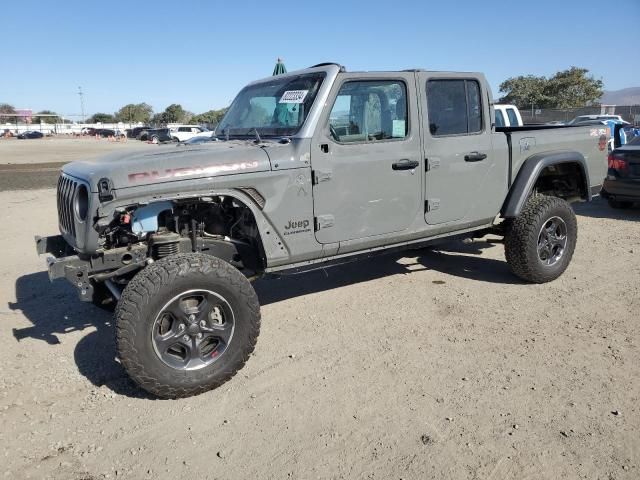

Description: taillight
[608,153,628,171]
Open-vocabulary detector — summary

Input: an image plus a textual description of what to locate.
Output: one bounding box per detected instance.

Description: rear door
[418,73,495,225]
[310,72,421,244]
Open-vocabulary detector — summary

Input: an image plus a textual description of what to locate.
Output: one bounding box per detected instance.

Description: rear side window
[506,108,519,126]
[495,109,505,127]
[426,79,483,136]
[328,80,408,143]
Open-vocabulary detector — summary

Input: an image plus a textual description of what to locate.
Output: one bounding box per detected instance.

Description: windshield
[216,72,326,137]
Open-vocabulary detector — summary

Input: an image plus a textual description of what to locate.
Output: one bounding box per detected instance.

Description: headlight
[74,184,89,222]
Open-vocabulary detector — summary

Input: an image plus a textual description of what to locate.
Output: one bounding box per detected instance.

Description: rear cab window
[426,79,483,136]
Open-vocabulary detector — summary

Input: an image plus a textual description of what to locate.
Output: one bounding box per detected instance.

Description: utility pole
[78,86,85,122]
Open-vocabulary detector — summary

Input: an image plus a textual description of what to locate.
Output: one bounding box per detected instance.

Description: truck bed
[502,124,608,194]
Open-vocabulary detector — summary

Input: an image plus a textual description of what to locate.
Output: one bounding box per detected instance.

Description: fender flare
[501,151,591,217]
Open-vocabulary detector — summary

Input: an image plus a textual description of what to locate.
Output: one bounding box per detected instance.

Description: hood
[63,141,272,191]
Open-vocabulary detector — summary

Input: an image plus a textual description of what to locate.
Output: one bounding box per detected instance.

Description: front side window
[495,109,505,127]
[426,79,483,136]
[217,72,326,137]
[328,80,407,143]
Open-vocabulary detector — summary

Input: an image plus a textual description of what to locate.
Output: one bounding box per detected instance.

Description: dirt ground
[0,140,638,479]
[0,137,150,165]
[0,137,153,192]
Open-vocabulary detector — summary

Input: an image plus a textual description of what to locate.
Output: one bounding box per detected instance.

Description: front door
[310,73,421,244]
[418,74,494,225]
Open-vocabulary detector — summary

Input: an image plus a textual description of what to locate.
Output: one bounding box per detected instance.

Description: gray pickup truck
[36,63,607,398]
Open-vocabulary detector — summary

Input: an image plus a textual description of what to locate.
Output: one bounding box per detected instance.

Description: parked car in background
[171,125,212,142]
[146,128,173,143]
[17,131,44,139]
[601,135,640,208]
[96,129,115,138]
[127,126,151,139]
[136,128,152,141]
[567,114,629,126]
[494,104,523,127]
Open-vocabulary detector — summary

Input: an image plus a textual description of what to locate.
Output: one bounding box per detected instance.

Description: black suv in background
[146,128,173,144]
[127,126,151,139]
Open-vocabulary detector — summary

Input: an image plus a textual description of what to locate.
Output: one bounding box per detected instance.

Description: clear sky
[2,0,638,118]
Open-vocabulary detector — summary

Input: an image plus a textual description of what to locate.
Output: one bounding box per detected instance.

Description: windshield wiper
[248,127,262,144]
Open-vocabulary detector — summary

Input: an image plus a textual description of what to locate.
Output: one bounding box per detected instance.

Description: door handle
[392,159,419,170]
[464,152,487,162]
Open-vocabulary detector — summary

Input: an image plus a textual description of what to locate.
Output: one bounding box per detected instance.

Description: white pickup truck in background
[494,104,523,127]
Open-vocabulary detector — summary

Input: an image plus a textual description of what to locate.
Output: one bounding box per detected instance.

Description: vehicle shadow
[9,272,150,399]
[574,196,640,221]
[255,240,522,306]
[9,240,517,397]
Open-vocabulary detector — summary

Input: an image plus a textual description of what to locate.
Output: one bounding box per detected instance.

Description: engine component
[131,201,173,234]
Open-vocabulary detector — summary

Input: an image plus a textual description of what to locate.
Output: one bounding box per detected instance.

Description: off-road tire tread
[115,253,260,399]
[504,195,577,283]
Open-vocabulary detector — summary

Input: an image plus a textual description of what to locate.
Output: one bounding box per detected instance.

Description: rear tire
[115,253,261,398]
[607,198,633,209]
[504,195,577,283]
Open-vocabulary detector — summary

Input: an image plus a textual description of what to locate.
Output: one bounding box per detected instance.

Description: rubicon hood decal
[128,161,261,183]
[61,142,271,190]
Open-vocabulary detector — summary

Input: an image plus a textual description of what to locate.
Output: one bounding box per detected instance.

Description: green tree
[114,103,153,123]
[191,108,228,126]
[499,67,604,109]
[150,112,165,125]
[87,112,116,123]
[33,110,60,124]
[0,103,16,122]
[162,104,187,123]
[545,67,604,108]
[0,103,16,114]
[498,75,549,110]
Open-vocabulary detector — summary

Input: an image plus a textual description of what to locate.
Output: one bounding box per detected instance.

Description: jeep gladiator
[36,63,607,398]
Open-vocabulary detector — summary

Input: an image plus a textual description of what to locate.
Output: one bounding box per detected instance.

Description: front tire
[504,195,577,283]
[115,253,261,398]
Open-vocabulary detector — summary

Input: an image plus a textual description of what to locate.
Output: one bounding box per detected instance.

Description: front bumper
[36,235,95,301]
[36,234,148,302]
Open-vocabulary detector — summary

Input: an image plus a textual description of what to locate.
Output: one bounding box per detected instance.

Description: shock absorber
[149,232,180,259]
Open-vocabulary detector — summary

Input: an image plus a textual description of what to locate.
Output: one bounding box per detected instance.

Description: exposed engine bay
[100,196,263,274]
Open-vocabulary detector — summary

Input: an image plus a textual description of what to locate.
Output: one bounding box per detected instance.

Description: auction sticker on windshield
[279,90,309,103]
